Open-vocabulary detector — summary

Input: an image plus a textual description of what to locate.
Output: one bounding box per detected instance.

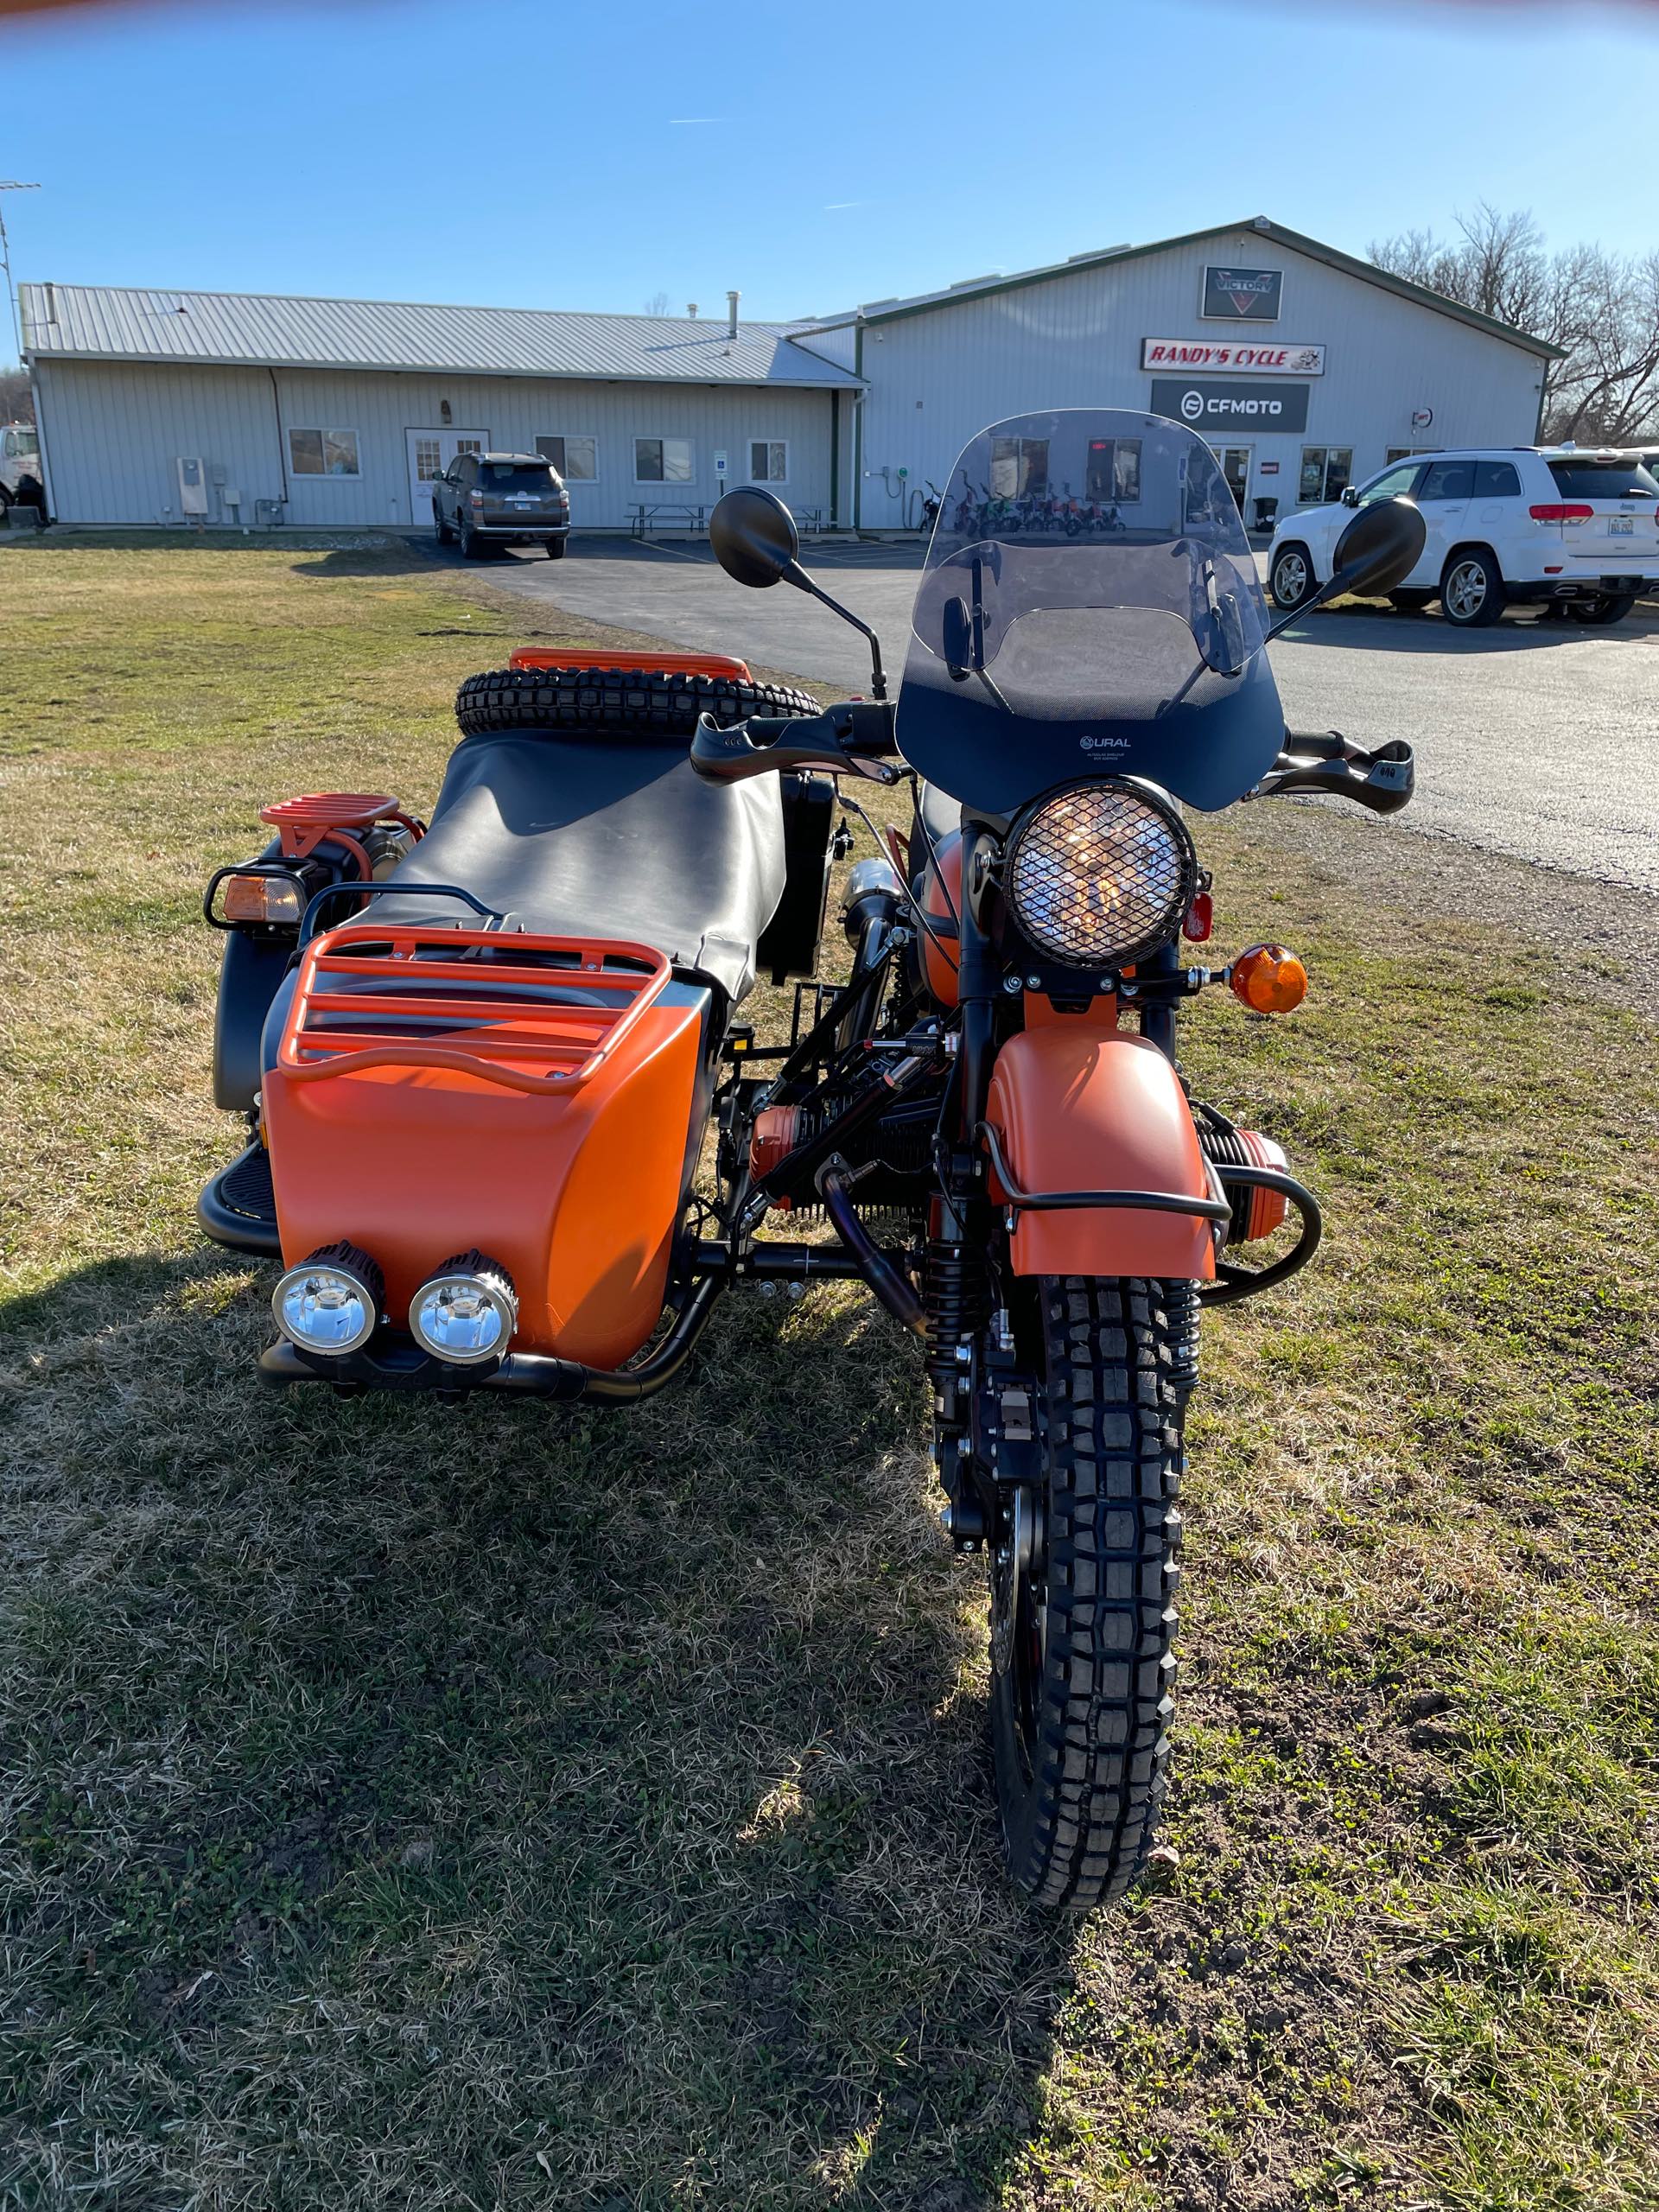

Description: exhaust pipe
[727,289,741,339]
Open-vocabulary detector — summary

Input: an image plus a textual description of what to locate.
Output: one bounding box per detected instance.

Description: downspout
[828,387,840,529]
[268,366,289,509]
[852,321,864,533]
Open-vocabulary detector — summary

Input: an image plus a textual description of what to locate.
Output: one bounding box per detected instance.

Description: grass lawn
[3,534,1658,2212]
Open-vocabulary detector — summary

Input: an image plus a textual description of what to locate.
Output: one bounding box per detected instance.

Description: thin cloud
[669,115,727,124]
[824,199,880,211]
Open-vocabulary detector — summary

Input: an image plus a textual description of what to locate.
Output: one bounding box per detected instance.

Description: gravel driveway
[426,533,1659,897]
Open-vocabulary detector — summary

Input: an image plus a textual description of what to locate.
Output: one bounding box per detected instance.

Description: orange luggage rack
[264,922,708,1367]
[275,920,671,1095]
[508,646,753,681]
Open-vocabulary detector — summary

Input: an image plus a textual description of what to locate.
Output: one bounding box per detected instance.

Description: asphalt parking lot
[430,533,1659,896]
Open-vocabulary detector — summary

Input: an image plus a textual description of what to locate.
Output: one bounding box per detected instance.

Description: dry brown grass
[3,534,1658,2211]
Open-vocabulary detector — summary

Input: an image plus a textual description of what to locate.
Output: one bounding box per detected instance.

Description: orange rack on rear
[276,923,673,1096]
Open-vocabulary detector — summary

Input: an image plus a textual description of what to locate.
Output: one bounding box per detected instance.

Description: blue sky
[3,0,1657,365]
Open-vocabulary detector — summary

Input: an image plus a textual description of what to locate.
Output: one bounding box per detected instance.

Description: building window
[413,436,443,483]
[748,440,788,484]
[288,428,360,478]
[1084,436,1141,503]
[634,436,693,484]
[537,434,597,480]
[1298,446,1352,504]
[989,435,1048,499]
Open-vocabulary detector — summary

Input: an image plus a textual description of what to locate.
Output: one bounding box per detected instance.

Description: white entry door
[405,428,489,525]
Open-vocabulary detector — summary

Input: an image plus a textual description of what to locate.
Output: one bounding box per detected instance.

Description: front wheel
[1268,543,1317,612]
[989,1276,1189,1910]
[434,504,455,546]
[1440,549,1506,627]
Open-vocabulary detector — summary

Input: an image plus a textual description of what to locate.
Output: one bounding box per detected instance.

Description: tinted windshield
[1548,458,1659,499]
[897,410,1284,814]
[481,462,555,490]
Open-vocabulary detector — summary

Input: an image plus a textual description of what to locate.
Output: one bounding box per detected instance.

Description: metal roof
[18,282,864,388]
[800,218,1565,360]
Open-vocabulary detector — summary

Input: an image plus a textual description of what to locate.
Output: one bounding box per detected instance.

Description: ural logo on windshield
[1081,734,1129,753]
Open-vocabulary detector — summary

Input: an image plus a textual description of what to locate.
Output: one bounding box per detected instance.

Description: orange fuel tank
[262,923,708,1369]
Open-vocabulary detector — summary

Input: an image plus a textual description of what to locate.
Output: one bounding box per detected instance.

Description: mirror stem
[1264,578,1336,644]
[786,561,887,698]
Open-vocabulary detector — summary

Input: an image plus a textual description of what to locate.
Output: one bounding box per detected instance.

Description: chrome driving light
[271,1242,383,1355]
[1004,780,1197,969]
[409,1252,518,1365]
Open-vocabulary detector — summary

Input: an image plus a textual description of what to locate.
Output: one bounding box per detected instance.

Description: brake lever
[690,702,900,785]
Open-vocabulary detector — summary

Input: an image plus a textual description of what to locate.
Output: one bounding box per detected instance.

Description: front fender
[983,1027,1217,1280]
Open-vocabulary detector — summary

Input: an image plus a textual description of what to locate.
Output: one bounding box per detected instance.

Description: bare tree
[1370,203,1659,442]
[0,365,31,422]
[642,290,671,317]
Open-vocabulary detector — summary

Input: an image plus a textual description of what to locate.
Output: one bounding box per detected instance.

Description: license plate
[1610,515,1633,534]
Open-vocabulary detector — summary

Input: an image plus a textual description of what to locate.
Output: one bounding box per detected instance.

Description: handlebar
[690,703,1413,817]
[690,699,900,785]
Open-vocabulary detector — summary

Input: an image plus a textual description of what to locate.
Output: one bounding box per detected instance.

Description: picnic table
[630,503,707,540]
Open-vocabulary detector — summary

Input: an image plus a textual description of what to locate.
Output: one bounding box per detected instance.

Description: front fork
[931,836,1185,1551]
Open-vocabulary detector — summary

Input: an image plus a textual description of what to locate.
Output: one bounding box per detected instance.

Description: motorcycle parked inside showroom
[198,409,1423,1908]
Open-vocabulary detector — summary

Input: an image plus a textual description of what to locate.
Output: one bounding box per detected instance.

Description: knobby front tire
[991,1276,1189,1910]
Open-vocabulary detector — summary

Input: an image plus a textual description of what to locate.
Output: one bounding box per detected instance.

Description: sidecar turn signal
[1230,944,1307,1015]
[223,872,303,925]
[272,1242,382,1355]
[409,1253,518,1365]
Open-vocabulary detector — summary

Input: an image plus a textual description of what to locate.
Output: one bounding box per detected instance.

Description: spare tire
[454,664,820,740]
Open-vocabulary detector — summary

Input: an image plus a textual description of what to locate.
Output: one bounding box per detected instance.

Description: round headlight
[272,1242,382,1355]
[409,1252,518,1365]
[1005,781,1196,969]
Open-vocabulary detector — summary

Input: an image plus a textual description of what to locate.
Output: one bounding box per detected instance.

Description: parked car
[433,450,570,559]
[0,420,46,515]
[1268,446,1659,627]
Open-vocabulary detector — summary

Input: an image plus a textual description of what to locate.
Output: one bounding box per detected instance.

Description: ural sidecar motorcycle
[199,410,1425,1908]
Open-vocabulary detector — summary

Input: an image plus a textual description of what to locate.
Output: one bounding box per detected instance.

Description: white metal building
[802,218,1559,530]
[17,218,1559,535]
[17,285,859,532]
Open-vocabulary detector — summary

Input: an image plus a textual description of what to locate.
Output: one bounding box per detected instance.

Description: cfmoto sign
[1149,378,1311,434]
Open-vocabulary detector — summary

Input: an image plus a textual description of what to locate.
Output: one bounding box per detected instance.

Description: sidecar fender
[983,1027,1218,1281]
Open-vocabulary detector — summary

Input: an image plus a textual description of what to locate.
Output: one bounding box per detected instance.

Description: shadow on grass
[3,1247,1077,2208]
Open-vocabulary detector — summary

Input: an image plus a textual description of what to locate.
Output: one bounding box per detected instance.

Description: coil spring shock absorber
[1164,1280,1202,1402]
[924,1224,990,1397]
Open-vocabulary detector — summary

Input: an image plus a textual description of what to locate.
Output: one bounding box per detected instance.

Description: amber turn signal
[222,873,302,925]
[1230,944,1307,1014]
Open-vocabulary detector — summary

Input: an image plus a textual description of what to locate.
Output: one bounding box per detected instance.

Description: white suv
[1268,446,1659,628]
[0,421,46,515]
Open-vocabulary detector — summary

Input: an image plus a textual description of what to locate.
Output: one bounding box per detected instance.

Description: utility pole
[0,181,41,364]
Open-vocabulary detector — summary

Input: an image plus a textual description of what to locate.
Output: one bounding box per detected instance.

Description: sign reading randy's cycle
[1148,378,1311,434]
[1141,338,1325,376]
[1202,265,1283,321]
